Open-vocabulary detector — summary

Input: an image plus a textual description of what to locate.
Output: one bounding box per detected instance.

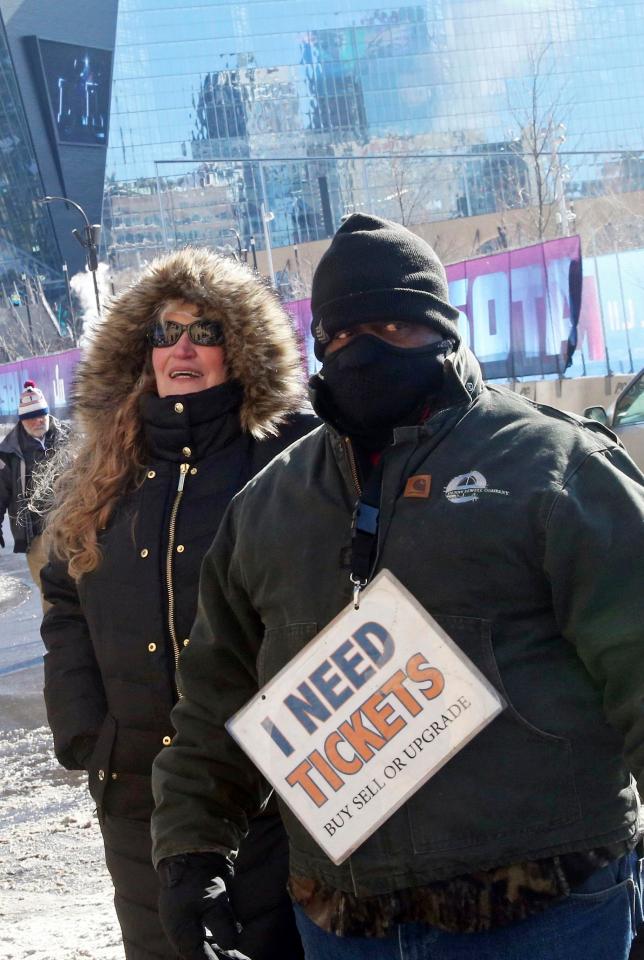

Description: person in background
[151,215,644,960]
[0,380,65,608]
[40,247,315,960]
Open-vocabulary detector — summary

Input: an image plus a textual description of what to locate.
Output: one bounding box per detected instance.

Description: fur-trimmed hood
[74,247,305,437]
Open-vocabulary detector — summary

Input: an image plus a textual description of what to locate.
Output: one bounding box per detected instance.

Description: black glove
[158,852,246,960]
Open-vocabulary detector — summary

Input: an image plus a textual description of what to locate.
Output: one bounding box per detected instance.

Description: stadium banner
[3,237,643,413]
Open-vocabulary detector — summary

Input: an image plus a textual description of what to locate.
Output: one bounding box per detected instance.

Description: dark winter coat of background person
[0,414,63,552]
[40,247,315,960]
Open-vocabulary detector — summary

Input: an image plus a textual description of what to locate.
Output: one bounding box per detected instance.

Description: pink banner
[444,236,586,378]
[285,236,599,379]
[2,236,629,410]
[285,298,318,373]
[0,348,80,419]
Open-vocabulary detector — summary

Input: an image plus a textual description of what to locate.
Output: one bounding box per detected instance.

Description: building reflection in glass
[103,0,644,273]
[0,14,66,357]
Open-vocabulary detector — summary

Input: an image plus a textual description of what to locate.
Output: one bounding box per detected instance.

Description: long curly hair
[44,368,156,579]
[40,246,305,580]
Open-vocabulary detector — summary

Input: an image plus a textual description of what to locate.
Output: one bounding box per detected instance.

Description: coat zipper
[166,463,190,689]
[343,436,362,497]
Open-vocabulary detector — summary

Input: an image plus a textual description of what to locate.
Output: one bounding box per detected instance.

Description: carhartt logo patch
[404,475,432,498]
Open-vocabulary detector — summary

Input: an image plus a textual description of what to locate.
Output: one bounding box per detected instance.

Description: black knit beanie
[310,214,461,359]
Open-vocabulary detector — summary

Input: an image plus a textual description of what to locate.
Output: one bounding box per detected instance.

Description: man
[151,215,644,960]
[0,380,64,607]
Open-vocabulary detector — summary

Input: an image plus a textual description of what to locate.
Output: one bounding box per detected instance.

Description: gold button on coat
[140,548,149,558]
[148,642,157,652]
[174,402,184,413]
[162,736,172,746]
[147,470,156,479]
[183,638,190,647]
[190,467,197,475]
[177,544,185,553]
[98,769,105,781]
[111,772,118,780]
[182,446,192,457]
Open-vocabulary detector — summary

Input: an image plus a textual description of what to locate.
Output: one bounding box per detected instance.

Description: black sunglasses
[147,317,225,348]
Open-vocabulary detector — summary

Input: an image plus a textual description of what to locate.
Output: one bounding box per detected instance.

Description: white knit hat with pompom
[18,380,49,420]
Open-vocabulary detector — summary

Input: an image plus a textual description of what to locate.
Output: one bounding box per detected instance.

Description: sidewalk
[0,519,121,959]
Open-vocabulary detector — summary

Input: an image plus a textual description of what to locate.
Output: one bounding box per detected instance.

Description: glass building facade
[103,0,644,272]
[0,14,64,293]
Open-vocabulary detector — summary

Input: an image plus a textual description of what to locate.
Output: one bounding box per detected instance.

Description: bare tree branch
[505,42,575,242]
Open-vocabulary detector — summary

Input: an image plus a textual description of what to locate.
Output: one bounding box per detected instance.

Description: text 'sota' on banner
[445,235,583,379]
[227,571,504,865]
[285,235,587,380]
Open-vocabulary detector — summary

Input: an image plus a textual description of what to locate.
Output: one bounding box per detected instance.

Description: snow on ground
[0,724,122,959]
[0,528,123,959]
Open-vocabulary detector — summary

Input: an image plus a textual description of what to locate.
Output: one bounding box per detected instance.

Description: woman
[40,247,315,960]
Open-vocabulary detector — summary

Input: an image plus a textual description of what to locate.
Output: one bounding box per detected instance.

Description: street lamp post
[551,124,569,237]
[258,163,277,288]
[248,236,258,271]
[61,262,77,341]
[222,227,247,263]
[37,196,102,318]
[19,272,34,352]
[260,203,276,289]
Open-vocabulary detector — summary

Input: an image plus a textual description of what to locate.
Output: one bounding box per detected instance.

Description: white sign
[227,570,504,865]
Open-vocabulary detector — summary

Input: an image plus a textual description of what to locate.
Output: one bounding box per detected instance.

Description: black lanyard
[350,459,385,609]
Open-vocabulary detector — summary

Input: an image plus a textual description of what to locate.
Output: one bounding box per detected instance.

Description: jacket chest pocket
[405,614,581,854]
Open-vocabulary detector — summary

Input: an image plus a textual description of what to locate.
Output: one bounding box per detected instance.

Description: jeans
[293,851,644,960]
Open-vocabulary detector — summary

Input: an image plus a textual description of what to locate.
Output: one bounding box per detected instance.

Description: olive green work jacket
[152,347,644,897]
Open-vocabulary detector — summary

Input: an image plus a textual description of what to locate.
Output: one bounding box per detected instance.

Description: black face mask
[314,335,454,448]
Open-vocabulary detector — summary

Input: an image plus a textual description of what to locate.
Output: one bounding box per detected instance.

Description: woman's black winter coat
[41,385,314,959]
[42,385,313,818]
